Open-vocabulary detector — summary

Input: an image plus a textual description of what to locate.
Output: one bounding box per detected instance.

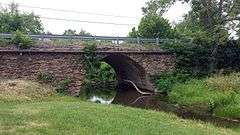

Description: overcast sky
[1,0,190,36]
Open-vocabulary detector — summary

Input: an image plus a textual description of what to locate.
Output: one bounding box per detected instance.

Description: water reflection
[87,86,240,126]
[90,96,114,104]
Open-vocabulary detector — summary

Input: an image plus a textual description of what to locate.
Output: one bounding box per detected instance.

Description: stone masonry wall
[127,53,175,75]
[0,51,175,94]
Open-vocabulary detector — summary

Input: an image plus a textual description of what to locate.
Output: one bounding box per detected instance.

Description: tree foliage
[0,3,43,34]
[79,29,92,36]
[63,29,92,36]
[11,30,33,49]
[142,0,175,16]
[129,14,175,38]
[63,29,78,35]
[138,14,174,38]
[143,0,240,40]
[139,0,240,75]
[128,27,139,38]
[176,0,240,73]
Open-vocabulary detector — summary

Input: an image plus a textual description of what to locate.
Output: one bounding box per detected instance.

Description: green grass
[0,96,239,135]
[0,79,239,135]
[169,73,240,119]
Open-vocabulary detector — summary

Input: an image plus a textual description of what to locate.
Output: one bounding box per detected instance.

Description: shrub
[160,39,240,76]
[36,72,54,84]
[160,40,212,76]
[207,73,240,93]
[152,70,192,93]
[0,36,10,47]
[55,79,71,94]
[36,72,71,94]
[82,42,99,81]
[11,30,33,49]
[213,101,240,119]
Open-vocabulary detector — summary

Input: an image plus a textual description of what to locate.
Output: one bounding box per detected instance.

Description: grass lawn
[0,79,240,135]
[0,97,240,135]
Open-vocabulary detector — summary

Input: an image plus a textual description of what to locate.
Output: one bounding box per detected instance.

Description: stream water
[89,96,113,104]
[88,82,240,128]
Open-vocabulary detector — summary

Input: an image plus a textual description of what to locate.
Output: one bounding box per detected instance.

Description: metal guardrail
[0,33,179,45]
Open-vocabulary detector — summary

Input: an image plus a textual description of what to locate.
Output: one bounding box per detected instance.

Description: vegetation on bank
[0,79,239,135]
[154,73,240,119]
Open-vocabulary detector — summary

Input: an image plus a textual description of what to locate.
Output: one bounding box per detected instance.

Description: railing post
[156,38,159,45]
[116,36,119,45]
[41,35,44,41]
[41,35,44,44]
[94,36,97,41]
[137,37,140,44]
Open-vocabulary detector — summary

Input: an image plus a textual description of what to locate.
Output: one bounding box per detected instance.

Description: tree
[63,29,77,35]
[79,29,92,36]
[139,15,174,38]
[63,29,92,36]
[143,0,240,40]
[0,2,43,34]
[128,27,139,38]
[143,0,240,73]
[184,0,239,72]
[129,14,174,38]
[142,0,175,16]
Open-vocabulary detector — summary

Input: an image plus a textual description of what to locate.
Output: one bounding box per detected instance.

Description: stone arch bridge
[0,48,175,104]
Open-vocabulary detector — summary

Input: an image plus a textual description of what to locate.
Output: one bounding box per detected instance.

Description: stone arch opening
[101,54,155,105]
[86,61,117,104]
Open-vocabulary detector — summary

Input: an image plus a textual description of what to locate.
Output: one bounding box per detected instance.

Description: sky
[0,0,190,36]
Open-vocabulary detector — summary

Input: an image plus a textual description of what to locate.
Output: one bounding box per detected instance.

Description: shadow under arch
[101,53,156,105]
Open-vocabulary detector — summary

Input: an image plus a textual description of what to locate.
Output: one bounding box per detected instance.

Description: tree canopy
[129,14,174,38]
[138,15,174,38]
[137,0,240,74]
[63,29,92,36]
[142,0,240,40]
[0,3,43,34]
